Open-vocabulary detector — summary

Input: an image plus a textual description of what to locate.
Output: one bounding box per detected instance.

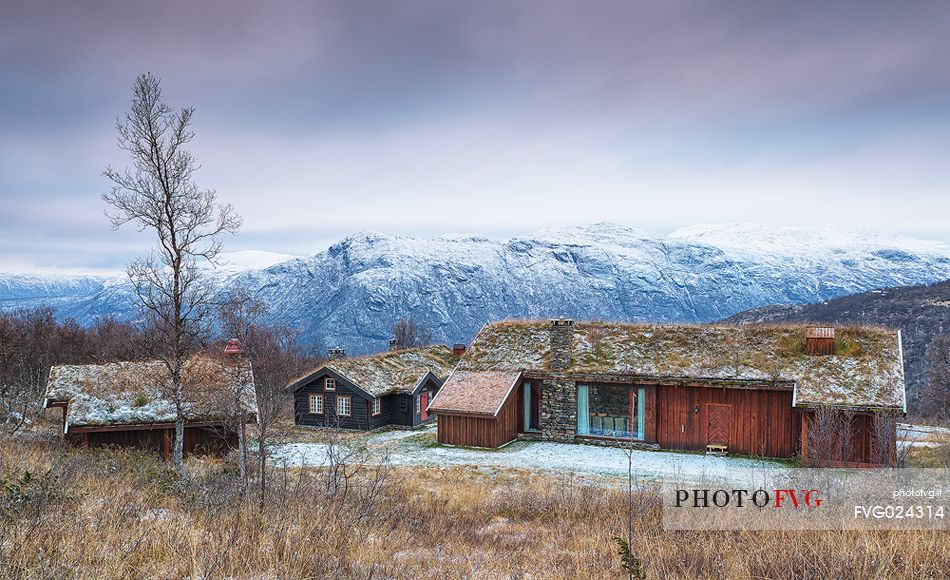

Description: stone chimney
[805,326,835,356]
[549,319,575,372]
[328,347,346,360]
[452,343,466,357]
[389,338,399,352]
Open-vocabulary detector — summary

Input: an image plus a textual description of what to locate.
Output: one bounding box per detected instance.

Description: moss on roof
[458,320,904,410]
[44,356,258,432]
[291,345,459,397]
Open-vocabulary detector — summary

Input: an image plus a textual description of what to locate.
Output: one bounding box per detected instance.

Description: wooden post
[800,412,809,462]
[81,432,88,448]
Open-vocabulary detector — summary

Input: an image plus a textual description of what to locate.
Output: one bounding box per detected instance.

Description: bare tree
[218,287,268,489]
[926,335,950,422]
[218,285,315,508]
[391,318,432,350]
[250,323,313,509]
[103,73,241,475]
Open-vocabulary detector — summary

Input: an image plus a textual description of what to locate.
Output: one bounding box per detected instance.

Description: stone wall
[540,377,577,442]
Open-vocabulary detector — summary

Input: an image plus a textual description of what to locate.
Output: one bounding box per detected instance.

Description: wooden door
[707,404,732,446]
[420,392,429,420]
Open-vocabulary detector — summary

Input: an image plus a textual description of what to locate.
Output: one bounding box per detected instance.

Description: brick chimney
[389,338,399,352]
[549,319,575,372]
[806,326,835,356]
[452,343,466,357]
[328,347,346,360]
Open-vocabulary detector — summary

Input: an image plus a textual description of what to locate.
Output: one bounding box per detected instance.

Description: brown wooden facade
[434,376,898,463]
[64,422,239,461]
[800,410,896,467]
[437,388,519,448]
[654,384,801,457]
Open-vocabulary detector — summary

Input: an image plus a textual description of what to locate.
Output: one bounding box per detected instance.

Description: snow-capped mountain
[2,223,950,353]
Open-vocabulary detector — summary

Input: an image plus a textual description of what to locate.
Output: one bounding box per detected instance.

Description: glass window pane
[588,384,631,438]
[576,385,589,435]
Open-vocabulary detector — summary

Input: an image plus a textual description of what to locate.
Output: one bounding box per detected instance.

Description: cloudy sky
[2,0,949,274]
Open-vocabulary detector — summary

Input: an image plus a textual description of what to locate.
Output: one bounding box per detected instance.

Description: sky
[2,0,950,275]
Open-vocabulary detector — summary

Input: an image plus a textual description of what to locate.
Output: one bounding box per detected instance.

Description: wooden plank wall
[656,385,800,457]
[802,411,891,466]
[437,388,520,448]
[67,425,236,458]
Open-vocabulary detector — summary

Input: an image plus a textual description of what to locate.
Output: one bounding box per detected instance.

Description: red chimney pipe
[224,338,242,356]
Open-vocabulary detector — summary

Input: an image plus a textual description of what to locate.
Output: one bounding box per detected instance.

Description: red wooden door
[707,404,732,446]
[421,392,429,420]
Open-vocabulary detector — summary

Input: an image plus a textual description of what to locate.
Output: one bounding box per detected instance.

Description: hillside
[724,280,950,416]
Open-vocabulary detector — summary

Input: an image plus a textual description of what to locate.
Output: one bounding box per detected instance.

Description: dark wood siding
[294,370,373,430]
[66,423,236,459]
[655,384,800,457]
[437,386,518,448]
[294,370,443,431]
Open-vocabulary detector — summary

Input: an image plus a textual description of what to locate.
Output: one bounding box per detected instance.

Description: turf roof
[454,320,904,410]
[290,345,459,398]
[44,356,258,433]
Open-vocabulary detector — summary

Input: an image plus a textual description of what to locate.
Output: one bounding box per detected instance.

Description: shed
[43,356,258,459]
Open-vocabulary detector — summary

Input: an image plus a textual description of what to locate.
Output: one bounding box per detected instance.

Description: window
[576,384,645,440]
[415,394,421,414]
[371,397,381,416]
[308,394,324,415]
[324,378,336,391]
[337,395,351,416]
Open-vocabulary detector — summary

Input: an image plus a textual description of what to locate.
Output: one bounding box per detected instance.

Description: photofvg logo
[674,488,822,509]
[662,468,949,531]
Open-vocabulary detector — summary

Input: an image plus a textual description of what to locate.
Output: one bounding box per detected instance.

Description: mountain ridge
[4,223,949,360]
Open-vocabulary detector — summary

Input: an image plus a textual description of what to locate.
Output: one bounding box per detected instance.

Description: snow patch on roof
[45,357,257,431]
[457,321,904,410]
[291,345,459,397]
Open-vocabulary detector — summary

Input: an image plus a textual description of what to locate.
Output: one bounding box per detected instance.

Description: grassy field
[1,424,948,579]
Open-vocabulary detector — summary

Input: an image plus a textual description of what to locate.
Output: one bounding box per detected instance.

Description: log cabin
[290,345,459,430]
[429,320,906,466]
[43,352,258,460]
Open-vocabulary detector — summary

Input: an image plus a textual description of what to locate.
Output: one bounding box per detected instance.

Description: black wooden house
[290,345,459,430]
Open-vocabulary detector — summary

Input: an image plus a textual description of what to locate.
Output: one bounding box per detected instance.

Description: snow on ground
[898,423,950,448]
[269,425,785,485]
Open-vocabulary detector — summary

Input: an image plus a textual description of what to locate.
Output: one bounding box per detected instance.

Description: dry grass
[1,431,948,579]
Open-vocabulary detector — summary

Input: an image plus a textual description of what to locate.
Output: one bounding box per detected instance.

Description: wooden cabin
[43,354,258,460]
[289,345,459,430]
[429,320,905,466]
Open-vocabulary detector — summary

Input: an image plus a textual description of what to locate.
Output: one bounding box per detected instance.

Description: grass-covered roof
[44,356,258,432]
[456,320,904,410]
[291,345,459,398]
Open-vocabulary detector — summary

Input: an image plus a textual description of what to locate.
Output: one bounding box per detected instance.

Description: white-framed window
[308,394,324,415]
[371,397,381,416]
[337,395,351,417]
[325,377,336,391]
[415,394,421,414]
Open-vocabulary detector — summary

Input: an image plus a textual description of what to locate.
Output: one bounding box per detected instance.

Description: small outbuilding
[43,355,257,460]
[290,345,459,430]
[429,320,905,466]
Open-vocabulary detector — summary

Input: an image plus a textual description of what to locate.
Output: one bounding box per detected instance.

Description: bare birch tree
[103,72,240,475]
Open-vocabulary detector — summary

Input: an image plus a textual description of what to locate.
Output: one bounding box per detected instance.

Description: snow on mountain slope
[2,223,950,353]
